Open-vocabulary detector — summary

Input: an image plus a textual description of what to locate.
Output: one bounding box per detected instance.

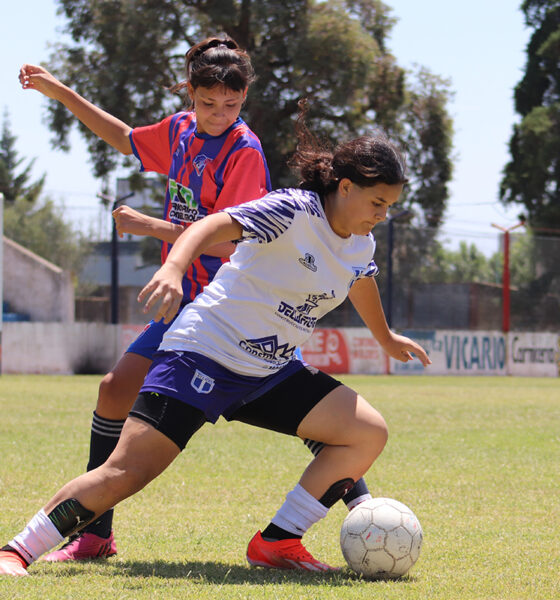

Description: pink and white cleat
[247,531,337,572]
[41,531,117,562]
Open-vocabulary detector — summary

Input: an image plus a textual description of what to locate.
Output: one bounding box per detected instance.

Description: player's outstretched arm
[348,276,431,366]
[138,212,243,322]
[112,205,235,257]
[19,64,132,155]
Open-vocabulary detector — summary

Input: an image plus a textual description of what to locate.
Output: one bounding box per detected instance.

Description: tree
[1,115,91,275]
[45,0,453,226]
[0,109,45,204]
[500,0,560,232]
[4,197,91,276]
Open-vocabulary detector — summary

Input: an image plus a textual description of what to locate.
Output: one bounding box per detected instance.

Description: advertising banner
[301,328,386,374]
[392,330,508,376]
[508,332,559,377]
[302,328,558,377]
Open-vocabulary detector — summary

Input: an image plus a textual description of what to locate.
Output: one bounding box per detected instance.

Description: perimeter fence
[322,224,560,333]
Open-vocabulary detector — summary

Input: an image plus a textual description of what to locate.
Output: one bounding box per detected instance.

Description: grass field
[0,374,558,599]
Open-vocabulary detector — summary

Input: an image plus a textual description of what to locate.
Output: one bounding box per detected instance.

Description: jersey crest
[193,153,212,176]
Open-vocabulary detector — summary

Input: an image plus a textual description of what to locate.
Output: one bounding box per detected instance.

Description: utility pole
[98,191,135,324]
[491,221,525,332]
[386,210,409,329]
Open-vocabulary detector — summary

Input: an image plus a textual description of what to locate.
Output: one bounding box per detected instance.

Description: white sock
[9,509,64,565]
[271,483,329,537]
[346,493,372,511]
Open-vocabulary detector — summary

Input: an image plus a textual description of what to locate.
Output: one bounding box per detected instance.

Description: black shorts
[129,366,342,450]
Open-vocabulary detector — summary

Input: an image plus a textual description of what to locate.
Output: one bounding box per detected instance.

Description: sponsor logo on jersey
[190,369,215,394]
[239,335,296,363]
[298,253,317,272]
[193,153,212,176]
[168,178,200,223]
[276,291,336,330]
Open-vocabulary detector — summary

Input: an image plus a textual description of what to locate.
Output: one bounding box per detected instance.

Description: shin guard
[319,478,355,508]
[47,499,95,537]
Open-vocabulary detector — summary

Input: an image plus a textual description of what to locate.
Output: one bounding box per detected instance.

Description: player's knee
[98,372,118,406]
[97,372,134,415]
[358,414,388,464]
[369,414,388,452]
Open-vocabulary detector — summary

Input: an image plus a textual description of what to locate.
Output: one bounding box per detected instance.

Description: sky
[0,0,530,252]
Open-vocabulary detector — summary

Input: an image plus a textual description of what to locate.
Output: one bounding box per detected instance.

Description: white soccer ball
[340,497,423,579]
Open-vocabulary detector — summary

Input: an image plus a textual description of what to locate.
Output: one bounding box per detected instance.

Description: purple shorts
[140,351,305,423]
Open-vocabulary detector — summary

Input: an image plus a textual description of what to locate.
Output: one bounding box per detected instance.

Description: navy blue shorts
[140,351,308,423]
[131,351,342,449]
[126,319,174,359]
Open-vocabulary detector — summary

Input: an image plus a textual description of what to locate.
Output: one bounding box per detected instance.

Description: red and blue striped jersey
[130,112,271,301]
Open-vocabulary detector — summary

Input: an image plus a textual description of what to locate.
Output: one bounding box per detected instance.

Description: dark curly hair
[170,36,255,98]
[288,99,408,196]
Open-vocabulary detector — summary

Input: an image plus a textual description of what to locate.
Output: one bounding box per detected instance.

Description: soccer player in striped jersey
[0,100,430,576]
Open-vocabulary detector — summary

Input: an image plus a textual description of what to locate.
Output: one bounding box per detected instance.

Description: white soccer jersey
[159,188,378,376]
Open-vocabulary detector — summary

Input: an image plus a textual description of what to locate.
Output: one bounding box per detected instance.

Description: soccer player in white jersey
[0,100,431,576]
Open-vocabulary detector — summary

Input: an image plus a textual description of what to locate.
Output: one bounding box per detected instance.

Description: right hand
[112,205,151,238]
[19,64,64,99]
[138,262,184,324]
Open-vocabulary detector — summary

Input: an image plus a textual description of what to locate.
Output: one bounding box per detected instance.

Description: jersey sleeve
[129,113,182,174]
[360,256,379,278]
[356,237,379,279]
[213,148,271,211]
[223,190,299,243]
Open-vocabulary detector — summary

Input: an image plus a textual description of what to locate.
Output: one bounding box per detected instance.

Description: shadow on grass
[52,559,417,586]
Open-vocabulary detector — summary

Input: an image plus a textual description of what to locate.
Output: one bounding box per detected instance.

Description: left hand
[137,262,184,323]
[382,333,431,366]
[112,205,151,238]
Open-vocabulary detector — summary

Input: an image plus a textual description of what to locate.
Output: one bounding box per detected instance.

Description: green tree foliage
[45,0,453,226]
[4,198,91,275]
[0,109,45,204]
[500,0,560,232]
[1,115,91,275]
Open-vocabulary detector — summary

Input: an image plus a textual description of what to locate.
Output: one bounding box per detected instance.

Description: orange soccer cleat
[246,531,337,572]
[0,550,28,576]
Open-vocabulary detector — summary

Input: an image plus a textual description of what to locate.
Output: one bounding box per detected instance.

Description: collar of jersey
[194,117,243,140]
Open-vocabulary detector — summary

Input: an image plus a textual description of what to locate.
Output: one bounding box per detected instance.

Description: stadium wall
[1,324,558,376]
[301,328,559,377]
[3,237,74,322]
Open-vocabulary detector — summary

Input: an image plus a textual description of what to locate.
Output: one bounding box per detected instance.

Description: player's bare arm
[113,205,236,258]
[138,212,242,322]
[349,276,431,366]
[19,63,132,155]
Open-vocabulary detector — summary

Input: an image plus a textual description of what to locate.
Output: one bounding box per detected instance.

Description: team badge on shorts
[191,369,215,394]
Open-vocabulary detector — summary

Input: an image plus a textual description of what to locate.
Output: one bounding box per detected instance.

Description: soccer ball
[340,497,423,579]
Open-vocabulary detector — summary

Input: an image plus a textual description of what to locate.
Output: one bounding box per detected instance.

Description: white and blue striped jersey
[158,188,378,376]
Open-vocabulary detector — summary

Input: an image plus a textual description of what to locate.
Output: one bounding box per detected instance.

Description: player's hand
[138,262,184,324]
[382,333,431,367]
[19,64,64,99]
[113,205,151,238]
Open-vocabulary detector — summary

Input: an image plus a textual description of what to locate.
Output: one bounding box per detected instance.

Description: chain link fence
[322,224,560,333]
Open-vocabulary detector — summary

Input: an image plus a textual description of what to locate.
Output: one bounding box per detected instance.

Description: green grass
[0,375,559,599]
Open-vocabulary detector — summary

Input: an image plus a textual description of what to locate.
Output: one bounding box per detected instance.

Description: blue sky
[1,0,530,252]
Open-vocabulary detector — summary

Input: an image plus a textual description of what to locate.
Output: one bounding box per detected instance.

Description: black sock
[261,523,301,541]
[303,439,371,508]
[341,478,370,506]
[82,412,125,538]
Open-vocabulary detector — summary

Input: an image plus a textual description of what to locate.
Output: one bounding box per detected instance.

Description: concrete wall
[2,323,558,376]
[3,236,74,322]
[2,322,144,374]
